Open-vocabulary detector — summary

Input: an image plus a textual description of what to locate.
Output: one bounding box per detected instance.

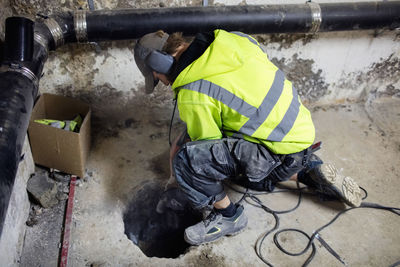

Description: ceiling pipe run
[0,1,399,237]
[64,1,400,45]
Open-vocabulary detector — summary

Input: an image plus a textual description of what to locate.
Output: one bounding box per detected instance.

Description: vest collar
[169,32,215,83]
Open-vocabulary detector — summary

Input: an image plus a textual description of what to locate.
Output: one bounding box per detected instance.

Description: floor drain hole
[123,182,201,258]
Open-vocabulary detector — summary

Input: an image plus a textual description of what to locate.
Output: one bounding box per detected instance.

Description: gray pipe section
[0,1,399,237]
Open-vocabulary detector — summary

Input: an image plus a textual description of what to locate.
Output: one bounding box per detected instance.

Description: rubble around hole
[26,167,71,226]
[27,170,59,209]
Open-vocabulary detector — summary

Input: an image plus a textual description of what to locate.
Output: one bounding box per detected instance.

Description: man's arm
[169,128,190,178]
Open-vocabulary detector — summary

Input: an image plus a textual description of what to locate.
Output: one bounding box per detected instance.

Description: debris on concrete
[56,191,69,201]
[21,167,72,266]
[20,199,67,267]
[86,261,107,267]
[51,171,71,183]
[27,171,59,208]
[76,179,84,187]
[61,184,70,193]
[25,205,41,227]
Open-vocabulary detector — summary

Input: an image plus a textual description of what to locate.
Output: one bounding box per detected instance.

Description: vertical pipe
[4,17,34,62]
[0,19,48,237]
[0,72,37,236]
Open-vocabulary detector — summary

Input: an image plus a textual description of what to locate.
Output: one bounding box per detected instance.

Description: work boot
[303,163,363,207]
[184,204,248,245]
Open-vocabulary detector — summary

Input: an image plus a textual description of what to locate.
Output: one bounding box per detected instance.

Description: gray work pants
[173,138,310,209]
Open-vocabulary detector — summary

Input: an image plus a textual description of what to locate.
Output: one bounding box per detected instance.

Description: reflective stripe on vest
[239,70,285,136]
[267,83,300,141]
[176,70,301,142]
[177,79,257,117]
[231,31,264,52]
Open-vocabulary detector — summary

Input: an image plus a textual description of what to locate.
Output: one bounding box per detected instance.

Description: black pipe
[42,2,400,46]
[0,39,4,63]
[86,5,310,40]
[53,12,77,45]
[81,1,400,42]
[0,72,37,236]
[27,24,50,78]
[320,2,400,31]
[4,17,34,62]
[0,20,48,237]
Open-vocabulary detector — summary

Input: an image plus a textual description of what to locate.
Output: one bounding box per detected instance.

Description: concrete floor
[68,99,400,267]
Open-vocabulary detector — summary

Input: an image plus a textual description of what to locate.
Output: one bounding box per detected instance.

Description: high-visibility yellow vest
[172,29,315,154]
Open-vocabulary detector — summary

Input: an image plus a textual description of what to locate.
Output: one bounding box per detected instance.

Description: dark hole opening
[123,182,202,258]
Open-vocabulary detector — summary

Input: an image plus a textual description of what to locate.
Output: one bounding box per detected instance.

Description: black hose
[228,180,400,266]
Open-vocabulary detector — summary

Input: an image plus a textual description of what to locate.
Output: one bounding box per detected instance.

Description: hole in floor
[123,181,202,258]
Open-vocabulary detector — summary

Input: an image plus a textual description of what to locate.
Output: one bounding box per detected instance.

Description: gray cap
[134,31,169,94]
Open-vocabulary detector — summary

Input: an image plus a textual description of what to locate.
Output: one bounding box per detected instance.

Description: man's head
[134,30,187,94]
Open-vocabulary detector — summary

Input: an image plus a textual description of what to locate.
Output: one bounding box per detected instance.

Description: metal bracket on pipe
[307,1,322,33]
[44,18,64,47]
[34,32,49,52]
[0,64,39,88]
[74,10,88,43]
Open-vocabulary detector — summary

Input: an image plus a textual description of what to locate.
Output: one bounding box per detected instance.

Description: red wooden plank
[59,175,77,267]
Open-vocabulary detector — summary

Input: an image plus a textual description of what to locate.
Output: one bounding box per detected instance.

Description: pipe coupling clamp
[34,32,49,52]
[74,10,88,43]
[44,18,64,47]
[0,64,39,88]
[307,2,321,33]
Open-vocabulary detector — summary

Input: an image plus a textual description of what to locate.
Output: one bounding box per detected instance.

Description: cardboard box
[28,94,91,178]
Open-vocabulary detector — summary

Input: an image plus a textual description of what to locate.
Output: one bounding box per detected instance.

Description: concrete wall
[0,0,12,62]
[0,0,12,41]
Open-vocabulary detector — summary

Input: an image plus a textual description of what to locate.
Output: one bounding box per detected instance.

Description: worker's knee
[267,148,311,184]
[172,145,227,209]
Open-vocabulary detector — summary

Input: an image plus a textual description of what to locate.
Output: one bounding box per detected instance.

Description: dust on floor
[67,101,400,267]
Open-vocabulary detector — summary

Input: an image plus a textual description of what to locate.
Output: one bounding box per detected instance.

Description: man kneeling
[134,30,362,245]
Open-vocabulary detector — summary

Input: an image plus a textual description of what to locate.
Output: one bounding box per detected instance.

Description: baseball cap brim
[134,31,169,94]
[134,47,158,94]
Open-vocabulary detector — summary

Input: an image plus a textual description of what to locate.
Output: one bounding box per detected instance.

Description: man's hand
[157,129,191,214]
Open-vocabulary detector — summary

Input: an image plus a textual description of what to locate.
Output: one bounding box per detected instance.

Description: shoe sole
[226,226,247,237]
[321,164,362,207]
[184,217,248,245]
